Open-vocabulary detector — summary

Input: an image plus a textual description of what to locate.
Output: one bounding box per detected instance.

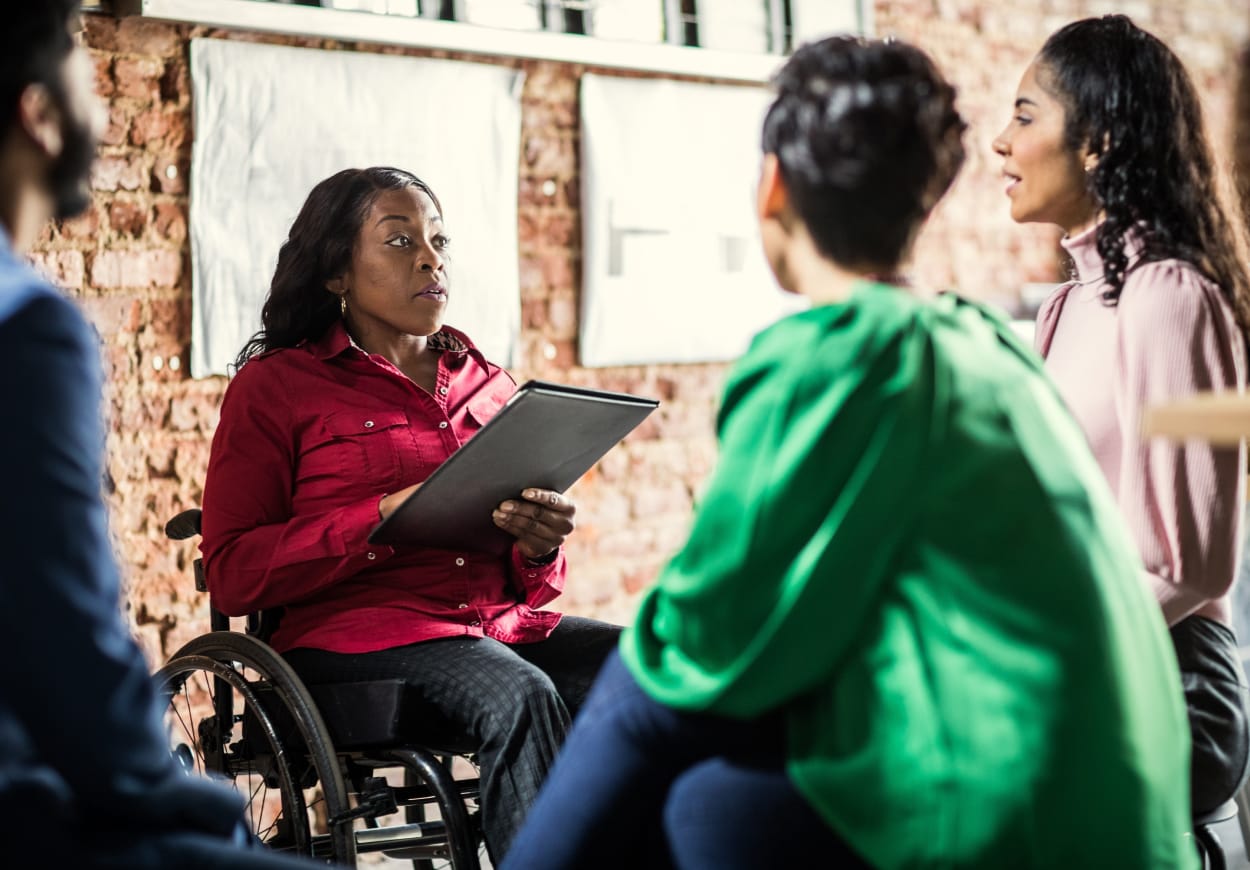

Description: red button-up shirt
[200,322,566,654]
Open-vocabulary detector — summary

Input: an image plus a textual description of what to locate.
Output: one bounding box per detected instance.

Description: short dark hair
[761,36,966,272]
[235,167,442,370]
[1038,15,1250,336]
[0,2,80,140]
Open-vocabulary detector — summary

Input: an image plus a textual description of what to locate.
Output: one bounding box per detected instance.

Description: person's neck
[344,318,441,389]
[0,184,51,254]
[344,320,429,364]
[0,144,53,253]
[783,230,896,305]
[1062,209,1101,240]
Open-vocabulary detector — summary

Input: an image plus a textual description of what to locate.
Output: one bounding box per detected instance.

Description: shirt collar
[308,319,481,362]
[1059,224,1105,285]
[1059,222,1146,286]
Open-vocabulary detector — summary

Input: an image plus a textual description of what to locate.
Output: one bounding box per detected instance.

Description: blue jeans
[502,651,867,869]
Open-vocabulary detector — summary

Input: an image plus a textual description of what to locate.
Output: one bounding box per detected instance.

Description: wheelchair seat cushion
[306,679,476,754]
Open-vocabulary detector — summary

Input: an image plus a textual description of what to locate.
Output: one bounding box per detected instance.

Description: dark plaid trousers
[283,615,621,863]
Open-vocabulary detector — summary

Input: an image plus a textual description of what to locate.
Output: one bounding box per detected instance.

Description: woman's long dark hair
[1039,15,1250,336]
[233,166,442,371]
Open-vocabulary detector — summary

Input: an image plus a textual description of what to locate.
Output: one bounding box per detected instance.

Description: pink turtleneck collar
[1058,224,1105,285]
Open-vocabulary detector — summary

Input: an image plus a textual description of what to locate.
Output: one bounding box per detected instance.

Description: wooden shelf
[1141,392,1250,445]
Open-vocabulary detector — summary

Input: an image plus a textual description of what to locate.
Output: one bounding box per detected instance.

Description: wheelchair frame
[157,508,485,868]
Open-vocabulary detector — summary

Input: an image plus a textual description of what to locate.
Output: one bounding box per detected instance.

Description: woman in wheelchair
[198,166,621,864]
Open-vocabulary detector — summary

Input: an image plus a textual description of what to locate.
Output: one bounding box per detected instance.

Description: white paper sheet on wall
[790,0,866,42]
[189,39,523,377]
[579,73,805,368]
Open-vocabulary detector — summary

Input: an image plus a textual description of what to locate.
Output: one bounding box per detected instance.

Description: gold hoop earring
[340,294,348,317]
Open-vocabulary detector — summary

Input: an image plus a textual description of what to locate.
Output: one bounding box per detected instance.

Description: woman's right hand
[378,483,422,520]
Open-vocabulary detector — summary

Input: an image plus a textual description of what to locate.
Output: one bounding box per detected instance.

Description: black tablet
[367,380,659,553]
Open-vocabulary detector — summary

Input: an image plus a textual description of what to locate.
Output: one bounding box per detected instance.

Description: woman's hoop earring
[340,294,348,317]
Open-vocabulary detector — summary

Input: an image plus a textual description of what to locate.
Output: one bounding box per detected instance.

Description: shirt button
[458,603,468,609]
[455,557,465,566]
[438,421,449,429]
[367,552,377,560]
[364,420,374,428]
[439,386,449,395]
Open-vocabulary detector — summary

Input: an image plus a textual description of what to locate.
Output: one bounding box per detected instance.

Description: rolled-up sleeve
[508,547,566,609]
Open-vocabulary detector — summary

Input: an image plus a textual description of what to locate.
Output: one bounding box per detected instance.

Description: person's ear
[1083,133,1109,174]
[757,153,789,221]
[16,83,64,159]
[325,275,347,296]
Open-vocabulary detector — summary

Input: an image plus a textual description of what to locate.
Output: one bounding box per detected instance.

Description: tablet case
[367,380,658,553]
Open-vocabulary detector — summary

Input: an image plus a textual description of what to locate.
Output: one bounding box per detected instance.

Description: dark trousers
[1172,615,1250,814]
[501,651,868,870]
[283,615,620,862]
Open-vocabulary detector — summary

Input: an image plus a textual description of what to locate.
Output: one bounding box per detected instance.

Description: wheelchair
[156,508,486,868]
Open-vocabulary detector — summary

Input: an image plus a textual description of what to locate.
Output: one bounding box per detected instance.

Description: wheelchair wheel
[157,632,357,865]
[402,758,487,870]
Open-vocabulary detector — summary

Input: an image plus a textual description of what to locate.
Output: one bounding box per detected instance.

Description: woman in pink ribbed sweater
[994,14,1250,815]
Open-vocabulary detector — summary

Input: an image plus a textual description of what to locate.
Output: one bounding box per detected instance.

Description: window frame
[111,0,869,84]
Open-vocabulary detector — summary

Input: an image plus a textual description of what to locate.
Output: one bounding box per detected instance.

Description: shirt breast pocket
[300,409,411,492]
[465,391,509,431]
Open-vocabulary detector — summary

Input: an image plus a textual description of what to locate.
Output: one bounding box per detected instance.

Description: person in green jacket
[502,34,1196,870]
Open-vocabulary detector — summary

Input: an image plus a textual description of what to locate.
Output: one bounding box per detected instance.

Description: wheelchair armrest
[166,508,203,541]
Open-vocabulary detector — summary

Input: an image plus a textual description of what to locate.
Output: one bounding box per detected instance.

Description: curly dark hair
[760,35,967,272]
[234,166,442,370]
[1039,15,1250,334]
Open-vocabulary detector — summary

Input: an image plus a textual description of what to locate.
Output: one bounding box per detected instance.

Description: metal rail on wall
[110,0,798,83]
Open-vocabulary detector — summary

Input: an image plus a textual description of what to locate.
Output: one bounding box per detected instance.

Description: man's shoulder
[0,252,78,331]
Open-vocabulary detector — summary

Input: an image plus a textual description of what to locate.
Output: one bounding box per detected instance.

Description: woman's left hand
[494,488,576,562]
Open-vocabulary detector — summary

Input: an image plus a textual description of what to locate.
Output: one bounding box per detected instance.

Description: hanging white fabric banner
[190,38,523,377]
[579,73,804,368]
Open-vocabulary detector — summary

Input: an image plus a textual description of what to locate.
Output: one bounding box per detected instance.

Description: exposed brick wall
[877,0,1250,307]
[25,5,1249,667]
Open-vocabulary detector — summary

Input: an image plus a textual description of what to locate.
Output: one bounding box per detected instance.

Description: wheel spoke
[158,656,310,858]
[168,680,200,776]
[156,636,357,865]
